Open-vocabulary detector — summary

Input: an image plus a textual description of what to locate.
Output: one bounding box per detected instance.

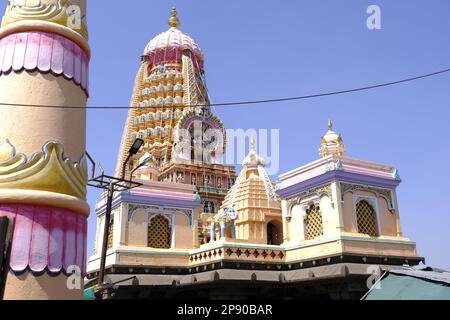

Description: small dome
[142,8,204,70]
[319,120,346,157]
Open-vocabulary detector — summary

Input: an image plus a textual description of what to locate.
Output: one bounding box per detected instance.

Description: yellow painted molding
[0,188,89,216]
[0,140,88,200]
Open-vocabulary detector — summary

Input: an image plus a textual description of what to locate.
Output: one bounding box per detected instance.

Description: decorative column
[281,199,290,243]
[391,189,403,237]
[0,0,90,300]
[219,220,226,239]
[230,221,236,239]
[209,222,215,242]
[332,181,345,233]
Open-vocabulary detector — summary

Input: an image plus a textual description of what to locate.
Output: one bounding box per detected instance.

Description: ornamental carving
[0,139,87,199]
[286,183,333,210]
[128,203,194,227]
[340,182,394,209]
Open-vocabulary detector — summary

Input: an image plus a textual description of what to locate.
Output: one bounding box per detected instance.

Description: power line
[0,67,449,110]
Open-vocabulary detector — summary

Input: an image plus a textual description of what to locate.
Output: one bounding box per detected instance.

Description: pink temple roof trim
[0,204,87,274]
[0,31,89,93]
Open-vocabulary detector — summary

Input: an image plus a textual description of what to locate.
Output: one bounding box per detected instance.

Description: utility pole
[86,139,148,295]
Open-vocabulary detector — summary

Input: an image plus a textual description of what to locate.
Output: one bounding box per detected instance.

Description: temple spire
[168,7,180,28]
[328,119,333,131]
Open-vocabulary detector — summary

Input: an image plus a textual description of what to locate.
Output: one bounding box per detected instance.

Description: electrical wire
[0,67,448,110]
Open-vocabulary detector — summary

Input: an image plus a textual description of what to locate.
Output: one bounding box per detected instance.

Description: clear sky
[2,1,449,269]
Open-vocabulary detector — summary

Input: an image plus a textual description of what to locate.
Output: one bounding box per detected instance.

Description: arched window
[107,217,114,249]
[305,205,323,240]
[267,221,282,245]
[356,200,378,237]
[148,215,171,248]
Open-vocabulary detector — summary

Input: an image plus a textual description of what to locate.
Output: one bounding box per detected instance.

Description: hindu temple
[84,9,423,299]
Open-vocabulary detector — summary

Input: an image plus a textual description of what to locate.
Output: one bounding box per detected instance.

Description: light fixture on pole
[121,138,144,179]
[129,152,153,180]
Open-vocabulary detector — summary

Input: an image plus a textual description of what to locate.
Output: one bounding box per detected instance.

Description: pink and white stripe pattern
[0,204,87,274]
[0,31,89,92]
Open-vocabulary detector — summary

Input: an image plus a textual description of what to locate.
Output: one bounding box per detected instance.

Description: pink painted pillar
[0,1,90,299]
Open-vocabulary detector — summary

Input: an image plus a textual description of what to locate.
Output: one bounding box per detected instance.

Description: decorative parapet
[277,156,400,199]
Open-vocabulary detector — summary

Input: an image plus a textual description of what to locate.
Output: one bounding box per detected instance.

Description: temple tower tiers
[115,8,236,244]
[0,0,90,299]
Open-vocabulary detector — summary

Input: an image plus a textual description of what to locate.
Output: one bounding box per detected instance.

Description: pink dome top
[144,27,202,55]
[143,27,204,70]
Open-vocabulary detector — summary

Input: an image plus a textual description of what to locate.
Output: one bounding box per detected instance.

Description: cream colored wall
[174,213,194,249]
[287,204,304,243]
[0,72,87,161]
[126,209,148,247]
[378,197,397,237]
[319,195,338,236]
[126,209,195,249]
[95,215,105,254]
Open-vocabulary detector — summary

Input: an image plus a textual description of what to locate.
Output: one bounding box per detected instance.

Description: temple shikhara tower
[0,0,90,299]
[114,7,236,244]
[86,9,422,300]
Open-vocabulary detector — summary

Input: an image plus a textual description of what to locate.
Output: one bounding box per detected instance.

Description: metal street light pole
[97,181,114,287]
[86,138,145,290]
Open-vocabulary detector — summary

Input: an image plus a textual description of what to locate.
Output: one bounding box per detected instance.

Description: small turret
[319,119,346,157]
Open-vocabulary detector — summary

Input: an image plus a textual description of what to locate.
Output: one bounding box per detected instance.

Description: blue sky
[3,1,450,269]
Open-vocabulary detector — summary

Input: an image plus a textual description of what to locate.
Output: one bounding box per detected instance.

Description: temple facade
[86,9,422,300]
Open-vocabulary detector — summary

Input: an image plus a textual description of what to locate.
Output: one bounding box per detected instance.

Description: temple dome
[143,27,202,56]
[142,8,203,69]
[319,120,346,157]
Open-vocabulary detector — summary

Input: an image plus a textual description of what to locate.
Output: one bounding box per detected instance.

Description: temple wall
[341,190,398,237]
[173,213,194,249]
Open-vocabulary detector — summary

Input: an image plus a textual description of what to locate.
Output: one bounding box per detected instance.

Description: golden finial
[328,119,333,131]
[250,136,256,151]
[168,7,180,28]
